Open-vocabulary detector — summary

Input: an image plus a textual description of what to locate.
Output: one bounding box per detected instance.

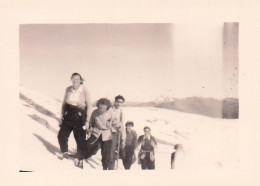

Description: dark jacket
[125,129,137,148]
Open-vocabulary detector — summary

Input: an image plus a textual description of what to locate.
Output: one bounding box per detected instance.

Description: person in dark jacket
[122,121,137,170]
[57,73,92,169]
[136,126,157,170]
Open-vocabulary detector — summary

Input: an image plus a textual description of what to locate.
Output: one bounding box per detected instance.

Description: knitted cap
[125,121,134,127]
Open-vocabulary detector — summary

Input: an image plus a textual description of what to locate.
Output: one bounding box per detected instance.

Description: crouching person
[122,121,137,170]
[136,126,157,170]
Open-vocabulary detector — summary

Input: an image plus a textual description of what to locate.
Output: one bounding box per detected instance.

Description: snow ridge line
[20,92,175,147]
[20,92,60,122]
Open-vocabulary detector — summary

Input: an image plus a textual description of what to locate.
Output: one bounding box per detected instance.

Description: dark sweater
[137,135,157,152]
[125,130,137,147]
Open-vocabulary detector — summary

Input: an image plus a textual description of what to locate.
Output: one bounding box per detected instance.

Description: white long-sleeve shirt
[61,85,92,122]
[89,109,113,141]
[108,106,126,143]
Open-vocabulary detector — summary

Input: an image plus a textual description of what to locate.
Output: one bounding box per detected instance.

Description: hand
[58,118,62,127]
[106,122,112,128]
[86,129,91,137]
[112,120,119,125]
[151,141,157,148]
[83,121,89,130]
[85,127,92,135]
[121,143,125,149]
[112,121,121,129]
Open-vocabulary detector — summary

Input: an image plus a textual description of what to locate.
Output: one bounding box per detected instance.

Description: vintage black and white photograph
[19,23,239,172]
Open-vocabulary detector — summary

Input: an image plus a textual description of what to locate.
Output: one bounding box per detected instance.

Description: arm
[131,131,138,149]
[84,87,92,122]
[120,110,126,146]
[61,87,69,119]
[171,152,175,169]
[89,111,95,130]
[135,136,143,150]
[152,136,158,149]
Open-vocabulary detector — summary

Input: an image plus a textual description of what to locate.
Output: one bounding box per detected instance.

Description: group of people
[57,73,158,170]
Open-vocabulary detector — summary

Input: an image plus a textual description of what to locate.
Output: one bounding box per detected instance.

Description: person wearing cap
[107,95,126,170]
[136,126,157,170]
[122,121,137,170]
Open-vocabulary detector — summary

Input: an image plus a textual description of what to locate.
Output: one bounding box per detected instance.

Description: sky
[20,23,238,102]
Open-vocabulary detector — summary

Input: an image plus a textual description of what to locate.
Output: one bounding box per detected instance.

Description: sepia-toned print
[19,23,239,171]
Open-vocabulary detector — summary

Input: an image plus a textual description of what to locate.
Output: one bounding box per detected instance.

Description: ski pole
[116,132,121,170]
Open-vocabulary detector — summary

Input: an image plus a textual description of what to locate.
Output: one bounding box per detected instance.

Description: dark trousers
[108,133,119,170]
[84,134,101,159]
[140,152,155,170]
[122,145,135,169]
[57,104,87,160]
[101,140,112,170]
[58,124,86,160]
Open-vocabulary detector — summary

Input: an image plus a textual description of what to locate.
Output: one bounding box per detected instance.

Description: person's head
[143,126,151,136]
[71,73,84,87]
[125,121,134,132]
[114,95,125,109]
[96,98,111,114]
[174,144,183,151]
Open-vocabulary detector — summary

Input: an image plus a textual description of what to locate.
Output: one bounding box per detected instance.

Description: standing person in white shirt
[57,73,92,169]
[108,95,126,170]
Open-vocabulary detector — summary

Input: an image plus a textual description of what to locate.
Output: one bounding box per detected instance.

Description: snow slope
[20,86,239,172]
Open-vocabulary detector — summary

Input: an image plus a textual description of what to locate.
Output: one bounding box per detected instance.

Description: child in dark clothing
[122,121,137,170]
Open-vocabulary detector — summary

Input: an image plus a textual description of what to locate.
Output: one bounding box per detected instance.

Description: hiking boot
[68,153,77,158]
[77,160,83,169]
[62,152,68,159]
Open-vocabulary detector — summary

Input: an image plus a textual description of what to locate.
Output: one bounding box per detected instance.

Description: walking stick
[116,132,121,170]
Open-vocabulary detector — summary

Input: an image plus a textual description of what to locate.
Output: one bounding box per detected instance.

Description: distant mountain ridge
[153,95,175,103]
[124,96,238,119]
